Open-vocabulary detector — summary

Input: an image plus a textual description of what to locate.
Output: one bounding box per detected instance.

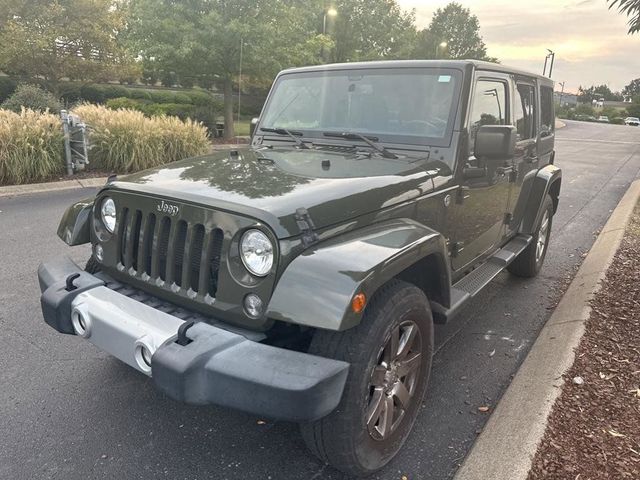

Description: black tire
[85,255,101,274]
[300,280,434,477]
[508,194,554,278]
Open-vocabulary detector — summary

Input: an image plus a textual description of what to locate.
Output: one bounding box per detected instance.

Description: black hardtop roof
[281,59,554,87]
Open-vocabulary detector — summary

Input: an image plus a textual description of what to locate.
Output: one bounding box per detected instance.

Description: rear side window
[514,84,536,140]
[468,79,508,149]
[540,86,554,136]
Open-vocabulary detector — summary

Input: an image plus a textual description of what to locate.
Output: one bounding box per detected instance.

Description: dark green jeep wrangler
[39,60,560,477]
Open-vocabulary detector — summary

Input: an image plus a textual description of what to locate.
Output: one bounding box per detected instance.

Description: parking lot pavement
[1,121,639,480]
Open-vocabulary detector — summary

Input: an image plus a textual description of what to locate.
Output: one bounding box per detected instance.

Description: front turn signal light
[351,292,367,313]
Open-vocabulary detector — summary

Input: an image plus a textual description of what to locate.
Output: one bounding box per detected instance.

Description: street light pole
[558,81,565,106]
[435,41,447,59]
[547,49,555,78]
[321,7,337,62]
[323,7,337,35]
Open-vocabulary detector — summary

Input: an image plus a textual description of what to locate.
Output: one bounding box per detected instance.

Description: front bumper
[38,257,349,422]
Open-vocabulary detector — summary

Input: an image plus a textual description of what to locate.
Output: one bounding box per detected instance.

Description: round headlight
[100,197,117,233]
[240,229,274,277]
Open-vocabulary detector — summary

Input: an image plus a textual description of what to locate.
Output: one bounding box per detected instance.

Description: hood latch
[295,208,319,248]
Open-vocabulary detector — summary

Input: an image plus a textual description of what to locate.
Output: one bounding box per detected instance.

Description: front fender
[57,198,94,246]
[520,165,561,234]
[266,219,449,331]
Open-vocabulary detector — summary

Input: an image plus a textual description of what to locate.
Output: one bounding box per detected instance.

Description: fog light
[134,341,154,374]
[244,293,264,318]
[94,243,104,263]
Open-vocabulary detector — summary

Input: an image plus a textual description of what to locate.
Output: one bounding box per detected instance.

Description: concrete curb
[0,177,108,198]
[454,178,640,480]
[555,119,566,129]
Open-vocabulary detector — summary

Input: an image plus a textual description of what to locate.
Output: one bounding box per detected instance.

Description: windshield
[260,68,462,147]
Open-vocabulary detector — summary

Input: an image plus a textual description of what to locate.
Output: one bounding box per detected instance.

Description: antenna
[237,38,243,145]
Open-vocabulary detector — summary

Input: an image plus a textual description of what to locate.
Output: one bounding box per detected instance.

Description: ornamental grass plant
[0,108,64,185]
[71,104,209,173]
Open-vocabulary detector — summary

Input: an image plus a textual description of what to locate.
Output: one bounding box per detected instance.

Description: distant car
[597,115,610,123]
[624,116,640,126]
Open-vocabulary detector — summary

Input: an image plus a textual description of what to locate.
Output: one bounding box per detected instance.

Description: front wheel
[300,280,434,477]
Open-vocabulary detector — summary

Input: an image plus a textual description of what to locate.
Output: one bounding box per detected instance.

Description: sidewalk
[0,176,108,197]
[455,179,640,480]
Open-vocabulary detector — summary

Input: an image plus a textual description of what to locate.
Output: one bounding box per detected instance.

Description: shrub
[1,84,62,113]
[0,109,64,185]
[80,84,106,103]
[58,83,83,105]
[174,92,193,104]
[0,77,17,102]
[128,89,153,101]
[106,97,147,111]
[72,104,209,173]
[143,102,195,119]
[103,85,130,100]
[149,90,177,104]
[611,117,625,125]
[627,103,640,118]
[186,90,213,106]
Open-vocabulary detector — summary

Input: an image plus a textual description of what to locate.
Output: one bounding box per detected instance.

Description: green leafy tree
[127,0,328,139]
[414,3,491,60]
[329,0,417,62]
[623,78,640,97]
[0,0,138,95]
[609,0,640,33]
[577,84,623,102]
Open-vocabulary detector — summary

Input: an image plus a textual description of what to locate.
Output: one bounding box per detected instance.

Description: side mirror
[474,125,517,160]
[250,117,259,138]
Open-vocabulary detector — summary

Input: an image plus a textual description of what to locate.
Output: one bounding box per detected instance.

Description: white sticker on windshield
[438,75,452,83]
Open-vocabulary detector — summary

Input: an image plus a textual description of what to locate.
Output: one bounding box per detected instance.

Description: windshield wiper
[322,131,398,159]
[260,127,310,149]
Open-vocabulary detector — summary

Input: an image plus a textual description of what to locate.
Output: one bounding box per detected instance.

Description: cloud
[398,0,640,91]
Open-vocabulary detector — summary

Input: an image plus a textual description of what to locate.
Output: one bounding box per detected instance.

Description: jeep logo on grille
[157,200,179,216]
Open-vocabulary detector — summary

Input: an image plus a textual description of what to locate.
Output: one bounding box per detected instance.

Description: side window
[514,84,536,140]
[540,86,554,136]
[469,79,508,150]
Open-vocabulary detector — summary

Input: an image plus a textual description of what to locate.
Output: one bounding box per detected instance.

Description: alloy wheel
[366,320,423,441]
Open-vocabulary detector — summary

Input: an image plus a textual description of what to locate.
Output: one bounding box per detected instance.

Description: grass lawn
[234,120,251,136]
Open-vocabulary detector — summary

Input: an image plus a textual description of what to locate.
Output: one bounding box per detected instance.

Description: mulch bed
[528,206,640,479]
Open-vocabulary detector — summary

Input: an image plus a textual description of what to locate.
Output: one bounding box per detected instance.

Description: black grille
[118,207,224,297]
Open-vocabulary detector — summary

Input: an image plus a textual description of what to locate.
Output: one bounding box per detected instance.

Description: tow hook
[65,273,81,291]
[176,320,195,346]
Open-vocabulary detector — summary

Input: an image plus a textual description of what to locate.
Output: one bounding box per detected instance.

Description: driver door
[450,75,513,271]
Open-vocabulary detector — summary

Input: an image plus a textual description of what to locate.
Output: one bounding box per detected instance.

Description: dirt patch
[528,206,640,479]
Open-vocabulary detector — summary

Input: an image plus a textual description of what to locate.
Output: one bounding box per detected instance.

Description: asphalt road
[1,120,639,480]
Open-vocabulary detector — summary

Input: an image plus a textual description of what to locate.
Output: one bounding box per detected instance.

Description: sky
[398,0,640,93]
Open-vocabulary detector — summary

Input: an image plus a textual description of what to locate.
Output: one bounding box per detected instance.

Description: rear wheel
[508,194,554,278]
[300,280,434,477]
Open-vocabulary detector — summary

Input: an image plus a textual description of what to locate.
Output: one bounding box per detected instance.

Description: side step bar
[431,234,532,323]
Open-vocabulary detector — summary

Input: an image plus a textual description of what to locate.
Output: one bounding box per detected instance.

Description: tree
[128,0,328,139]
[609,0,640,34]
[0,0,137,94]
[329,0,417,63]
[623,78,640,97]
[413,3,491,60]
[577,84,623,103]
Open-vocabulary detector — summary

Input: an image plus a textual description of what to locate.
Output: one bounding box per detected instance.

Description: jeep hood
[107,147,437,239]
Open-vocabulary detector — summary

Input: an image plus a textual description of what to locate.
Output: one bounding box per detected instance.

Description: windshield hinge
[295,208,319,248]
